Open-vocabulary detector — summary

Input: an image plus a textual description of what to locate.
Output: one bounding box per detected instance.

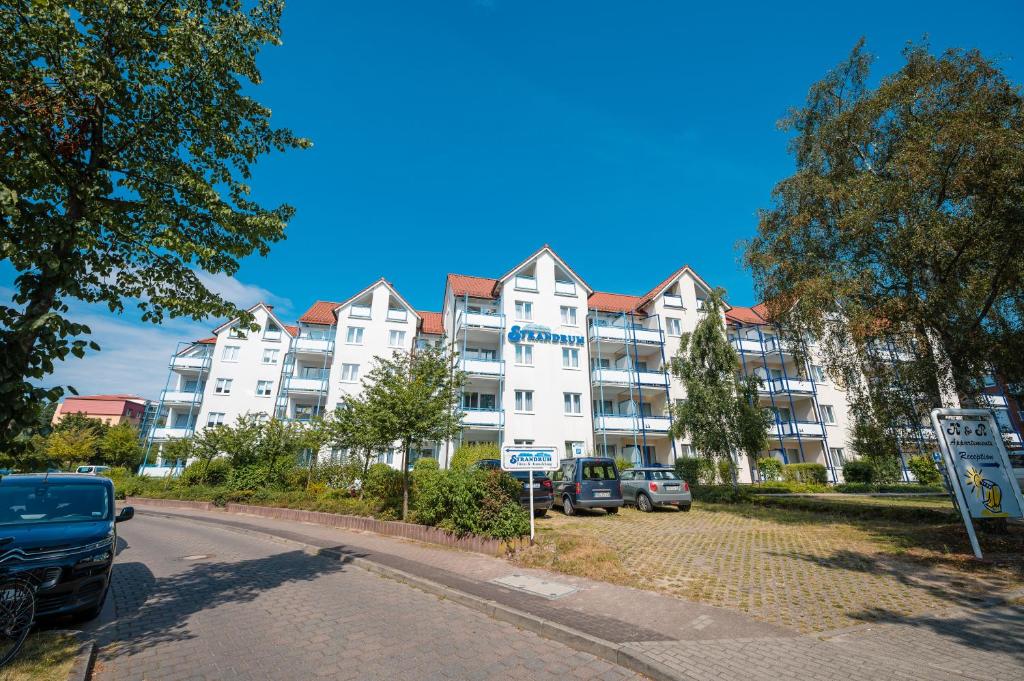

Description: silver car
[620,467,692,512]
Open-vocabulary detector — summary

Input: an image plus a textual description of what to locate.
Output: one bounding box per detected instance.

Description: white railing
[1003,432,1022,446]
[386,308,408,322]
[170,355,211,370]
[732,337,762,353]
[462,409,502,427]
[640,416,672,432]
[150,426,193,440]
[982,395,1008,408]
[161,390,203,404]
[777,421,826,437]
[591,368,631,385]
[287,377,328,393]
[770,378,815,394]
[663,294,683,308]
[350,304,371,319]
[294,337,333,354]
[457,310,504,331]
[593,414,672,432]
[635,370,670,387]
[554,280,576,296]
[459,357,504,376]
[589,324,664,345]
[514,275,538,291]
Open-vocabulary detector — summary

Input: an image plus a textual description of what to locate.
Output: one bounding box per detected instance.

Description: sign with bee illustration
[931,408,1024,559]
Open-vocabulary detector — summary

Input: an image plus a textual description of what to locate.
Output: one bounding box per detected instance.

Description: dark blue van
[552,457,623,515]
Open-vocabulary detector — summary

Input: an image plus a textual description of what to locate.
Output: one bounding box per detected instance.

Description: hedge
[781,463,828,484]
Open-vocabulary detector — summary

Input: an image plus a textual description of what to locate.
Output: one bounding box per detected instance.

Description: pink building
[52,394,148,427]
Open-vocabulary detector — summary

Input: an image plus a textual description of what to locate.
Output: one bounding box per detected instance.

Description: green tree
[362,345,464,520]
[99,422,143,468]
[745,41,1024,414]
[0,1,309,450]
[326,397,391,495]
[53,412,109,437]
[670,289,772,489]
[45,427,99,468]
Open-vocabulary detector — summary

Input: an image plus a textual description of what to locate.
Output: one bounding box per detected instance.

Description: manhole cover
[181,554,211,561]
[491,574,578,599]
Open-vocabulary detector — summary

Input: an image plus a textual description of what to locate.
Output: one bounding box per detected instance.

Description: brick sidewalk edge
[137,507,685,681]
[67,639,95,681]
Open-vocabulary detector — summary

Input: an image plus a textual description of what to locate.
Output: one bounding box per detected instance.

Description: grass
[514,499,1024,633]
[0,631,80,681]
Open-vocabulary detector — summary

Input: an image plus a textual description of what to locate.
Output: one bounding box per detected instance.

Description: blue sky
[5,0,1024,398]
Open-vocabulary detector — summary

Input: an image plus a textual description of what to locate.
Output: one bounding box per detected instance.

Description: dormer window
[263,323,282,341]
[553,264,576,296]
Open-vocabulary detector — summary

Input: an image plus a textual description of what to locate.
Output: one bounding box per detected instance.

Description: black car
[470,459,554,517]
[0,474,133,622]
[552,457,623,515]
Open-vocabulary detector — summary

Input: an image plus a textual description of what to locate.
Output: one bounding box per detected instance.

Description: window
[562,348,580,369]
[597,443,616,457]
[513,439,534,445]
[262,348,279,365]
[385,448,394,465]
[514,300,533,321]
[565,441,584,458]
[563,392,582,415]
[263,324,282,341]
[222,345,240,361]
[466,347,496,360]
[515,344,533,366]
[666,318,682,336]
[462,392,497,410]
[820,404,836,424]
[214,378,232,395]
[560,306,577,326]
[810,364,827,383]
[830,447,847,466]
[346,327,364,344]
[256,380,273,397]
[206,412,225,427]
[983,374,997,387]
[582,462,618,481]
[341,364,360,382]
[388,330,406,347]
[515,390,534,412]
[593,399,613,415]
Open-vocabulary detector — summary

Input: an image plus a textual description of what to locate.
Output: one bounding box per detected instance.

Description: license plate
[531,483,540,489]
[665,484,680,490]
[594,490,611,498]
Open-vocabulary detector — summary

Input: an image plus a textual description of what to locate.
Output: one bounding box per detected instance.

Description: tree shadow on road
[94,546,359,661]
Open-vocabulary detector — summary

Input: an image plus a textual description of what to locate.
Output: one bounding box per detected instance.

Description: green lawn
[0,632,80,681]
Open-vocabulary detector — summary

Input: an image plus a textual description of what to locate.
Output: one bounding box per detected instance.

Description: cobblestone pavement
[93,513,643,681]
[530,504,1023,632]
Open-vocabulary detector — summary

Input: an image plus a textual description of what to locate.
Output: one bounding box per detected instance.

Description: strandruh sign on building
[930,408,1024,558]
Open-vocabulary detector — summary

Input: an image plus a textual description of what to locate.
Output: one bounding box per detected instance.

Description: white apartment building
[139,244,1024,481]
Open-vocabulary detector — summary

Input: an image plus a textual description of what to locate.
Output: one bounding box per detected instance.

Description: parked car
[620,467,692,512]
[552,457,623,515]
[0,474,133,622]
[75,465,111,476]
[470,459,554,517]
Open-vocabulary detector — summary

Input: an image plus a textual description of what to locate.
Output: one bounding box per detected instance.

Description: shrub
[907,455,942,485]
[751,481,830,494]
[449,443,500,470]
[311,461,361,489]
[690,484,752,503]
[181,458,232,487]
[867,456,903,484]
[412,467,528,539]
[227,464,276,491]
[841,459,875,483]
[717,458,736,484]
[781,463,828,484]
[841,457,903,485]
[614,457,634,472]
[674,457,716,485]
[755,457,783,482]
[363,463,403,507]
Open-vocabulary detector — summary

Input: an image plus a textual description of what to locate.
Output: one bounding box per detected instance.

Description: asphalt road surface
[90,513,644,681]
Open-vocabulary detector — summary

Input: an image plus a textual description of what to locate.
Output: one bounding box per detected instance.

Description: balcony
[293,337,334,354]
[589,323,664,346]
[769,378,815,394]
[590,368,669,388]
[285,376,328,394]
[462,408,502,428]
[150,426,194,440]
[593,414,672,433]
[1007,383,1024,395]
[554,280,576,296]
[982,395,1009,408]
[349,304,371,319]
[776,421,826,438]
[161,389,203,405]
[456,310,504,332]
[459,357,504,377]
[663,294,684,308]
[514,275,538,292]
[1003,432,1023,446]
[170,355,211,371]
[386,308,408,322]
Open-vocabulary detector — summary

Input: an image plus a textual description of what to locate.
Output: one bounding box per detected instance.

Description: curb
[66,639,95,681]
[138,507,683,681]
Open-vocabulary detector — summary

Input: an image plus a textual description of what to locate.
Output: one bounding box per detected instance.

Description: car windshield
[649,470,680,480]
[581,463,618,480]
[0,482,112,525]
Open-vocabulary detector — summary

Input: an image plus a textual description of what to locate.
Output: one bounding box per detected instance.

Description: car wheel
[637,493,654,513]
[562,496,575,516]
[605,506,619,515]
[533,509,548,518]
[680,503,692,512]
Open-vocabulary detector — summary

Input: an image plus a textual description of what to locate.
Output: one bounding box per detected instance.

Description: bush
[412,467,529,539]
[755,457,783,482]
[363,463,403,507]
[690,484,752,503]
[310,461,362,489]
[614,457,634,472]
[841,457,903,485]
[675,457,716,485]
[907,455,942,485]
[781,463,828,484]
[751,481,830,494]
[227,464,276,491]
[841,459,875,483]
[181,458,232,487]
[717,458,736,484]
[449,443,500,470]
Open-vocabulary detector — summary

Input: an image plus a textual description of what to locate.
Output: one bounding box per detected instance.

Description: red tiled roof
[588,291,642,313]
[725,305,769,325]
[298,301,340,325]
[418,311,444,335]
[447,274,499,299]
[196,337,217,344]
[64,394,145,402]
[284,325,299,337]
[636,266,688,309]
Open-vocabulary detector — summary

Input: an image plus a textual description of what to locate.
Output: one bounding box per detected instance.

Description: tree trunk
[730,452,739,492]
[401,439,410,521]
[358,448,371,499]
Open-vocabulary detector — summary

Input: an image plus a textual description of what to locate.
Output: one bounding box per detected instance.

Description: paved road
[92,513,643,681]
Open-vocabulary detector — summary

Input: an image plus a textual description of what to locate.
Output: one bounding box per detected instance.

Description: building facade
[54,394,148,427]
[141,245,1024,482]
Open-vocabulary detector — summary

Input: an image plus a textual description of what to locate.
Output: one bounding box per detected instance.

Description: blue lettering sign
[507,325,586,348]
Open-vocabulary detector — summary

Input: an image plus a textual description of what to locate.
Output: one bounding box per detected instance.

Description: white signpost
[501,445,560,543]
[930,408,1024,559]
